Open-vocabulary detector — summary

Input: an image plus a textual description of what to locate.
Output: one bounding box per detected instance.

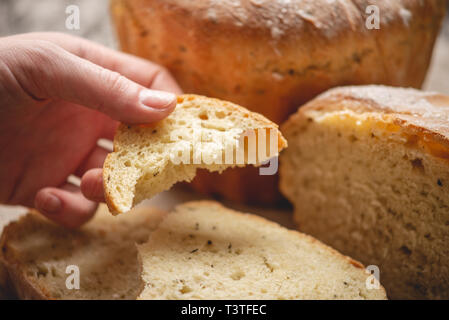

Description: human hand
[0,32,182,228]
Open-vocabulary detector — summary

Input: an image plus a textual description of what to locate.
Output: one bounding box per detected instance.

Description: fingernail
[139,89,176,109]
[40,194,62,214]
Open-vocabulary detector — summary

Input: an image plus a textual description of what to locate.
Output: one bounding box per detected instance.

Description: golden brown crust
[283,85,449,159]
[103,153,121,216]
[111,0,445,122]
[0,212,51,300]
[2,264,50,300]
[110,0,446,205]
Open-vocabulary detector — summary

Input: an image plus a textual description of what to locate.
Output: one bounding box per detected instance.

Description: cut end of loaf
[280,85,449,299]
[104,94,287,215]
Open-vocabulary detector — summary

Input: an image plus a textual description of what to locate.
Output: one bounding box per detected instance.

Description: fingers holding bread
[103,94,287,215]
[280,85,449,299]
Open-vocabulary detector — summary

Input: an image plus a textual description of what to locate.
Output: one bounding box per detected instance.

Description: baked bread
[0,217,11,299]
[0,249,11,299]
[280,85,449,299]
[0,207,26,299]
[103,94,287,215]
[110,0,446,205]
[0,264,8,299]
[138,201,387,300]
[0,205,166,300]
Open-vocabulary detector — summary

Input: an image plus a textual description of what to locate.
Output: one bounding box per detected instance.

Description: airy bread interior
[281,107,449,299]
[104,94,287,215]
[138,201,386,300]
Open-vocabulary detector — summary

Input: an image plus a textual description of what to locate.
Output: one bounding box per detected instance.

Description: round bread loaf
[110,0,446,204]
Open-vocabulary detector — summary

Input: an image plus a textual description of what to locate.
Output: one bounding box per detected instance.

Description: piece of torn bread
[0,204,166,300]
[137,201,387,300]
[103,94,287,215]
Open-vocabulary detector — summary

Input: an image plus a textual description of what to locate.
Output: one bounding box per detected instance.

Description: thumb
[11,40,177,123]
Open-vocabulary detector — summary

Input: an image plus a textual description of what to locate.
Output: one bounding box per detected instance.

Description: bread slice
[103,94,287,215]
[0,218,11,299]
[0,207,27,299]
[137,201,386,300]
[280,85,449,299]
[0,204,166,300]
[0,264,8,299]
[0,257,12,299]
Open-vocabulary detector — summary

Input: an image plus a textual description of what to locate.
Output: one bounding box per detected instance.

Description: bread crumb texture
[138,201,386,300]
[280,85,449,299]
[0,207,26,299]
[103,94,287,214]
[0,205,166,300]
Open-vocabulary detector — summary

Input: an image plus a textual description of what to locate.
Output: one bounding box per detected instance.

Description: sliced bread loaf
[280,85,449,299]
[0,217,11,299]
[0,204,166,299]
[0,207,27,299]
[0,264,8,299]
[138,201,386,300]
[103,94,287,215]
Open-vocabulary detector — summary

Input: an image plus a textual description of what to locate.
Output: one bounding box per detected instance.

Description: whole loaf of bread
[110,0,446,204]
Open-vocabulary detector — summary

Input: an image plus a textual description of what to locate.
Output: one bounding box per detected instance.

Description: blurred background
[0,0,113,46]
